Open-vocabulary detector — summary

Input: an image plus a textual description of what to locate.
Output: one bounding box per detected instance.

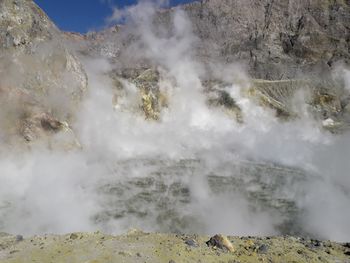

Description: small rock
[257,244,269,254]
[306,239,323,249]
[127,228,144,236]
[185,239,198,247]
[206,234,234,252]
[118,251,132,257]
[169,260,176,263]
[311,239,322,247]
[69,233,79,240]
[15,235,23,242]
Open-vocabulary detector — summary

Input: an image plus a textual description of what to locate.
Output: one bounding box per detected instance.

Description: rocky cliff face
[77,0,350,128]
[182,0,350,79]
[0,0,55,50]
[84,0,350,80]
[1,0,349,145]
[1,0,350,141]
[0,0,87,147]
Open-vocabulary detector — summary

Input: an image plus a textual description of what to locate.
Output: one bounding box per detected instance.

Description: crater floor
[0,231,349,263]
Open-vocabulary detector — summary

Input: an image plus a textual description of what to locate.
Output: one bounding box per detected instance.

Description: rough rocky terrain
[1,0,350,143]
[78,0,350,129]
[182,0,350,80]
[0,0,87,148]
[1,0,350,262]
[0,231,350,263]
[84,0,350,80]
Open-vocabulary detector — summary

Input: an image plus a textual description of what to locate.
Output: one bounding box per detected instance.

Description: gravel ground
[0,231,349,262]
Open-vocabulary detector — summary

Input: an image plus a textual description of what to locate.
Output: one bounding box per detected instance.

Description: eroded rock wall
[0,0,87,147]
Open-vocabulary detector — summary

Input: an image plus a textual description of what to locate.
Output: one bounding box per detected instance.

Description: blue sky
[34,0,195,33]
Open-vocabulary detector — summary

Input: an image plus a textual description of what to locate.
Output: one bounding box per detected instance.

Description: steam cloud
[0,0,349,242]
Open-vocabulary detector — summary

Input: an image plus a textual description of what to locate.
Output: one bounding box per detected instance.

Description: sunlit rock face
[73,0,350,129]
[181,0,350,79]
[0,0,87,147]
[0,0,54,50]
[2,0,347,138]
[82,0,350,80]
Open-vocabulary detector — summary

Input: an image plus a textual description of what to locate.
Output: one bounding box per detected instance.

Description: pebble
[306,239,323,249]
[118,251,132,256]
[15,235,23,242]
[257,244,269,254]
[185,239,198,247]
[70,233,79,240]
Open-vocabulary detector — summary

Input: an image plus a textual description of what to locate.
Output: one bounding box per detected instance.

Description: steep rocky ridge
[0,0,87,147]
[75,0,350,127]
[0,0,349,141]
[84,0,350,80]
[181,0,350,79]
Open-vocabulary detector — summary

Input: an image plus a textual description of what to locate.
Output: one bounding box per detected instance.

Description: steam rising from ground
[0,1,350,242]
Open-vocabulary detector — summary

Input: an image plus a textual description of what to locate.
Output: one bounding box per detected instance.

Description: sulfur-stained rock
[311,90,342,118]
[111,68,169,121]
[247,79,348,125]
[247,79,312,118]
[134,69,162,120]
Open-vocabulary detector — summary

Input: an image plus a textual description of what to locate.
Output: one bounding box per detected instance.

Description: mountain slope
[85,0,350,80]
[0,0,87,147]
